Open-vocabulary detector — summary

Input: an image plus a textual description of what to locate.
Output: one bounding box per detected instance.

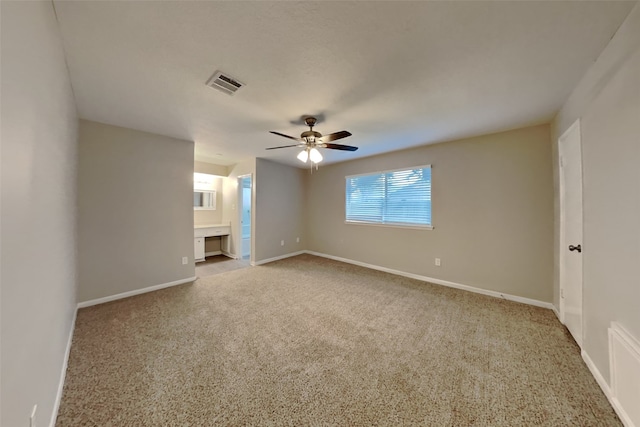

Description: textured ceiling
[53,1,635,168]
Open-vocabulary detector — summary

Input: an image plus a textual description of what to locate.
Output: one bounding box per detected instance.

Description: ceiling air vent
[206,71,244,95]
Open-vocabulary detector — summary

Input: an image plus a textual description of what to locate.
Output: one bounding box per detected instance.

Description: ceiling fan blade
[319,130,352,142]
[269,131,303,142]
[324,143,359,152]
[265,144,302,150]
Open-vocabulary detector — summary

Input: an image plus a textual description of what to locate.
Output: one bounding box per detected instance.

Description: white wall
[307,125,554,303]
[1,2,79,426]
[553,2,640,383]
[77,120,195,302]
[193,176,224,227]
[194,161,227,228]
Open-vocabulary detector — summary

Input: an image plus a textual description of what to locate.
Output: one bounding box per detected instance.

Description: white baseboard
[77,276,197,308]
[252,250,306,266]
[581,349,634,426]
[305,251,554,310]
[552,305,561,321]
[50,305,77,427]
[581,350,613,401]
[221,250,237,259]
[612,398,636,427]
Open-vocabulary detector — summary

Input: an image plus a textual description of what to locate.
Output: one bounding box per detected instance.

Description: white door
[559,119,583,347]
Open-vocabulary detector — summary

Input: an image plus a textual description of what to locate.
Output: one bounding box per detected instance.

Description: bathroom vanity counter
[194,223,231,262]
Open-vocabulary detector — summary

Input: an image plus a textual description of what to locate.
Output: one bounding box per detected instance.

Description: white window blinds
[345,166,432,227]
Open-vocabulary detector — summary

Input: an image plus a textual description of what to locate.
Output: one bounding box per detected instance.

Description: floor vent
[609,322,640,427]
[206,71,244,95]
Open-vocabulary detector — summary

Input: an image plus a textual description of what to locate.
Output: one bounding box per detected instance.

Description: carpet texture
[56,254,620,426]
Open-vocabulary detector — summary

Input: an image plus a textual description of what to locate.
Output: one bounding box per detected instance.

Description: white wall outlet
[280,240,285,246]
[435,258,441,267]
[30,404,37,427]
[296,237,300,243]
[182,257,188,265]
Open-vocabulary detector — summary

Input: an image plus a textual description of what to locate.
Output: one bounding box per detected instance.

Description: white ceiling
[53,1,635,168]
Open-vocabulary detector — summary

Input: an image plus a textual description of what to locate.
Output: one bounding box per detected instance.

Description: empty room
[2,1,639,426]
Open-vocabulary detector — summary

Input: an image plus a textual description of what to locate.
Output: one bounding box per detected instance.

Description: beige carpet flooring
[56,254,620,426]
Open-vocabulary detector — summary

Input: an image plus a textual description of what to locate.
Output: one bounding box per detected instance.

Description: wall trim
[50,306,77,427]
[551,305,561,321]
[252,250,306,266]
[305,251,554,310]
[581,350,613,401]
[221,250,237,259]
[204,250,222,257]
[581,349,633,426]
[77,276,197,308]
[608,322,640,427]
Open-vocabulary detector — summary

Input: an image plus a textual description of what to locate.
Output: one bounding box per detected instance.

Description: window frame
[344,164,433,230]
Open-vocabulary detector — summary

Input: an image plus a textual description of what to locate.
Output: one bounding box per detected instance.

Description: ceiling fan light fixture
[309,147,323,164]
[297,149,309,163]
[266,116,357,166]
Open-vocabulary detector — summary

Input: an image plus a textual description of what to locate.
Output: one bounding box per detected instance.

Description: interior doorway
[559,119,584,348]
[238,175,252,261]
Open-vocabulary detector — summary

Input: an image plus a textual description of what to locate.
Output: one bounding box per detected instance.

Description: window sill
[345,221,433,231]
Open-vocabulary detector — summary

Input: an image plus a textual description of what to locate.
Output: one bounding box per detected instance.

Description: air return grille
[206,71,244,95]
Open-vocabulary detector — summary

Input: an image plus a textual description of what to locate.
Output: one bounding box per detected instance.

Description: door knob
[569,244,582,253]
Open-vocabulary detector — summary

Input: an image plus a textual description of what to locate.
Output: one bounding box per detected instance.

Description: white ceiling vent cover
[206,71,244,95]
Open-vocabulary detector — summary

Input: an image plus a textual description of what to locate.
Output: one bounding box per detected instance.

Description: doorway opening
[238,175,252,261]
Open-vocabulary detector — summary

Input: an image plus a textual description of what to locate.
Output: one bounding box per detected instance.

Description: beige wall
[1,2,79,426]
[77,120,195,302]
[204,237,222,253]
[254,159,307,262]
[193,176,224,226]
[307,125,554,302]
[194,160,228,177]
[553,2,640,382]
[222,159,256,259]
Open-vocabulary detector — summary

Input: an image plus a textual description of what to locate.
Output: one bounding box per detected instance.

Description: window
[345,165,432,228]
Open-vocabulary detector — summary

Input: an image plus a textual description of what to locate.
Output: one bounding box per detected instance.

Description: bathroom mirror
[194,190,216,210]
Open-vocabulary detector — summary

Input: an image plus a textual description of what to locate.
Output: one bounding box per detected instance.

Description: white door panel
[559,119,583,347]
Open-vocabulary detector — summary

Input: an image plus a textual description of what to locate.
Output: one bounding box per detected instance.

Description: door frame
[237,174,253,263]
[558,118,584,346]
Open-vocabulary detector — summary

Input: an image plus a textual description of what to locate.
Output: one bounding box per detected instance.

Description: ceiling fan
[266,116,358,164]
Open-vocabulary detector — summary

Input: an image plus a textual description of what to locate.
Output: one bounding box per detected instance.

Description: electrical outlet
[435,258,441,267]
[296,237,300,243]
[280,240,285,246]
[182,257,188,265]
[30,404,37,427]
